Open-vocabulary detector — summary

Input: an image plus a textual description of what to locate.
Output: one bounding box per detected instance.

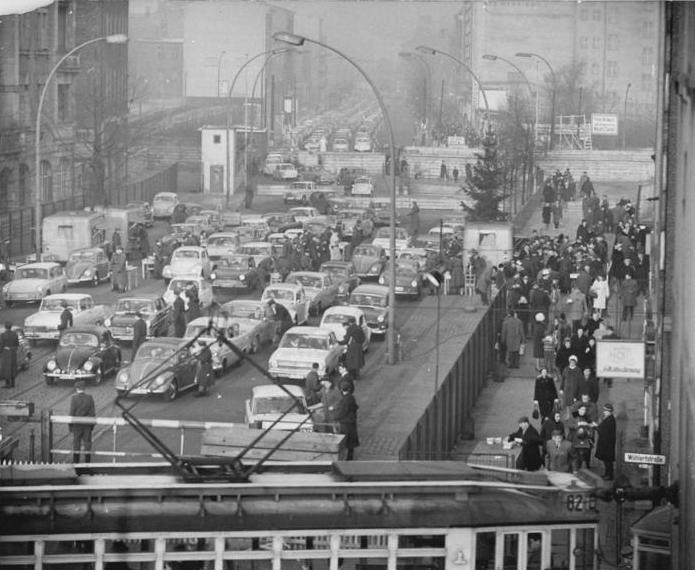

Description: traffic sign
[624,452,666,465]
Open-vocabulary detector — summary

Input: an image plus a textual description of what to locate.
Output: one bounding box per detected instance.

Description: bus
[0,461,600,569]
[41,210,106,263]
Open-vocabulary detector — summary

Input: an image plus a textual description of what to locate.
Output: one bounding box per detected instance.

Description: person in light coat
[589,274,610,316]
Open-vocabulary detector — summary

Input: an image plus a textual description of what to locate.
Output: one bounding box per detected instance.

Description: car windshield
[170,279,198,291]
[219,256,248,268]
[397,265,418,276]
[239,246,267,256]
[399,252,424,262]
[155,195,175,202]
[322,266,347,280]
[16,267,49,280]
[338,211,360,220]
[173,250,200,260]
[263,289,295,302]
[41,298,77,311]
[59,332,99,347]
[322,313,350,325]
[136,344,177,360]
[254,396,306,415]
[353,246,377,257]
[279,333,328,350]
[288,275,323,288]
[207,236,237,247]
[350,293,387,307]
[184,324,213,338]
[224,302,262,319]
[116,299,154,314]
[68,251,97,263]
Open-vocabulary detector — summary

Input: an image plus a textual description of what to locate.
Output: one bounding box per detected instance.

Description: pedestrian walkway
[451,181,653,567]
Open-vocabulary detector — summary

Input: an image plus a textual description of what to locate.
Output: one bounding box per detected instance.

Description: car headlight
[268,359,278,369]
[104,317,112,327]
[117,371,129,384]
[83,361,94,372]
[2,284,9,293]
[411,280,418,287]
[46,360,57,371]
[83,269,93,277]
[369,264,380,273]
[36,285,44,292]
[210,272,217,280]
[163,266,172,277]
[377,315,385,323]
[239,274,245,281]
[338,283,348,293]
[378,276,385,284]
[152,374,168,387]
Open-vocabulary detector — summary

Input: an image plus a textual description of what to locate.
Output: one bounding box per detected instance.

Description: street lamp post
[415,46,490,131]
[515,52,556,152]
[399,51,432,131]
[623,82,632,149]
[34,34,128,258]
[274,31,399,364]
[216,50,227,96]
[224,49,291,207]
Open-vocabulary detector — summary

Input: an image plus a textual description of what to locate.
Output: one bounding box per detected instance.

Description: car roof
[44,293,92,300]
[288,271,323,277]
[252,384,305,398]
[69,247,104,254]
[241,241,271,248]
[283,325,332,336]
[117,297,155,303]
[60,325,107,336]
[321,261,351,268]
[18,262,61,269]
[352,284,389,295]
[174,246,205,252]
[322,306,364,317]
[141,337,187,348]
[264,282,302,291]
[154,192,177,197]
[208,232,239,238]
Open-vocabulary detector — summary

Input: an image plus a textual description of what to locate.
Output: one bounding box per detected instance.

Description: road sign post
[624,452,666,466]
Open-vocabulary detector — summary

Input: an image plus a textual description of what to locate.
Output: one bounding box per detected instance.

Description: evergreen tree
[464,127,507,221]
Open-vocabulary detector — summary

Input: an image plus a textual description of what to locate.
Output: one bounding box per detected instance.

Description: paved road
[0,209,433,462]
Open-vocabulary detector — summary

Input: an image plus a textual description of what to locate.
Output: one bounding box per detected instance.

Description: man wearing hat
[332,381,359,460]
[340,317,365,379]
[595,403,617,480]
[0,322,20,388]
[172,288,186,338]
[560,355,583,411]
[545,428,574,473]
[69,380,95,463]
[58,301,73,332]
[131,311,147,360]
[508,416,543,471]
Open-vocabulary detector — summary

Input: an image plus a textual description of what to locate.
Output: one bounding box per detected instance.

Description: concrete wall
[320,152,385,175]
[536,150,655,181]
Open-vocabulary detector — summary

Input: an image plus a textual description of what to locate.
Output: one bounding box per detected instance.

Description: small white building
[200,125,267,197]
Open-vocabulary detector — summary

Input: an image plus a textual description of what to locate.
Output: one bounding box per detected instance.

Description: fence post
[29,428,35,462]
[112,423,118,463]
[180,426,186,456]
[40,410,49,462]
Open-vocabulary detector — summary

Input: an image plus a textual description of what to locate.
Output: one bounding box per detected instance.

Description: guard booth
[630,505,674,570]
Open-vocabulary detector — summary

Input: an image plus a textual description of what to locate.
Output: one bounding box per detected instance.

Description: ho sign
[596,340,645,379]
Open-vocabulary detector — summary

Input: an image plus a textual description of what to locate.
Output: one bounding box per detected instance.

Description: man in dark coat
[172,289,187,338]
[595,403,617,480]
[58,301,73,331]
[268,299,293,341]
[533,368,559,422]
[69,380,96,463]
[340,318,365,378]
[0,322,20,388]
[332,381,359,460]
[508,416,543,471]
[131,312,147,360]
[304,362,322,406]
[194,343,213,397]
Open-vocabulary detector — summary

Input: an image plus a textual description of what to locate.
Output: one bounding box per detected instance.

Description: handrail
[50,415,237,430]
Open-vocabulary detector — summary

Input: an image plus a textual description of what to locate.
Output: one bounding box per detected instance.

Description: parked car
[288,206,320,224]
[205,232,240,261]
[379,262,423,299]
[44,326,122,385]
[354,136,372,152]
[170,222,205,241]
[273,163,299,181]
[397,248,437,274]
[263,153,284,176]
[221,299,278,346]
[351,176,375,197]
[237,241,273,269]
[301,167,335,186]
[319,261,361,301]
[245,384,316,432]
[126,201,154,227]
[350,244,387,279]
[163,277,214,309]
[332,138,349,152]
[337,208,375,238]
[319,306,371,351]
[284,181,317,205]
[348,284,391,338]
[152,192,179,219]
[65,247,110,286]
[105,297,171,341]
[211,254,261,291]
[2,262,67,306]
[261,283,310,325]
[184,215,216,237]
[184,316,247,375]
[285,271,339,315]
[371,226,412,256]
[24,293,110,342]
[162,246,213,281]
[268,326,344,380]
[261,212,302,234]
[115,338,198,400]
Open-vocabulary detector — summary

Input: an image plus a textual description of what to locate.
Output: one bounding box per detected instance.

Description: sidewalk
[451,181,652,567]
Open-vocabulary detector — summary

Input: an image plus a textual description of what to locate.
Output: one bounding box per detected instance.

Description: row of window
[0,159,79,207]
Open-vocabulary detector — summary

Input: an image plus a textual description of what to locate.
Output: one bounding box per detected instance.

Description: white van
[152,192,179,219]
[462,222,513,268]
[41,211,107,263]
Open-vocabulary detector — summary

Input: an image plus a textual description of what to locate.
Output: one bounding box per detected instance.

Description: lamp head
[515,52,533,58]
[105,34,128,44]
[273,32,305,47]
[482,54,498,61]
[415,45,437,56]
[398,51,413,58]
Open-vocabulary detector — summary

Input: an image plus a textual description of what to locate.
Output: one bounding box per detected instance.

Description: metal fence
[398,290,506,460]
[0,164,177,260]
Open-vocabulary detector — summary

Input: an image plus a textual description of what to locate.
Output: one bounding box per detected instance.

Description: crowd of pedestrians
[495,169,649,480]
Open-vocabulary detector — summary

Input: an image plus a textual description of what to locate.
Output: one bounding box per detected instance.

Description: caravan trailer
[41,211,106,263]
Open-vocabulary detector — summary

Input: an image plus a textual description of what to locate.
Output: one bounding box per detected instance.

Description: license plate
[395,286,404,292]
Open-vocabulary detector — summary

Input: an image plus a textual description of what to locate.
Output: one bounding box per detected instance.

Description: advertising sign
[596,340,645,378]
[591,113,619,135]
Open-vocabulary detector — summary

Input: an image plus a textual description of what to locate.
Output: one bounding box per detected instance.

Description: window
[57,1,70,52]
[607,6,618,23]
[607,34,618,51]
[0,168,11,205]
[592,37,601,49]
[40,160,52,202]
[642,46,654,66]
[579,36,588,49]
[591,63,600,76]
[19,163,30,207]
[213,134,221,144]
[642,21,654,37]
[37,10,49,50]
[57,84,70,122]
[607,61,618,78]
[592,9,601,21]
[57,158,71,199]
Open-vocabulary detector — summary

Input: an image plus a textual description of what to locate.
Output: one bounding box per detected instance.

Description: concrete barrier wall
[536,149,654,181]
[320,152,386,175]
